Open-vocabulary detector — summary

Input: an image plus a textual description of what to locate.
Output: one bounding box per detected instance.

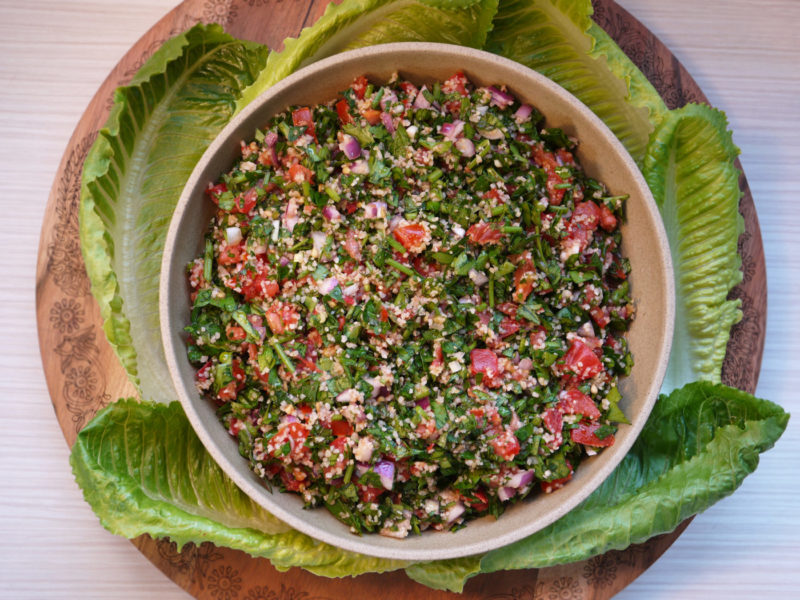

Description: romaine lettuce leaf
[643,104,744,390]
[71,383,787,592]
[235,0,499,112]
[70,399,409,578]
[485,0,667,163]
[79,25,269,402]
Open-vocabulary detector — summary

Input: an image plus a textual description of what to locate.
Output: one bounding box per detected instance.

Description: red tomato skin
[233,188,258,214]
[562,339,604,381]
[491,428,520,460]
[351,76,368,100]
[287,163,314,184]
[357,484,385,503]
[330,420,354,437]
[336,99,353,124]
[541,471,573,494]
[470,349,498,376]
[498,317,521,338]
[557,388,601,420]
[291,106,316,140]
[361,108,382,125]
[226,324,246,342]
[598,203,618,231]
[571,422,615,447]
[543,407,563,436]
[392,223,428,252]
[466,222,504,245]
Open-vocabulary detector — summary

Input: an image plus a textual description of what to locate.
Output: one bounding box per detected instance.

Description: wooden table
[1,0,797,597]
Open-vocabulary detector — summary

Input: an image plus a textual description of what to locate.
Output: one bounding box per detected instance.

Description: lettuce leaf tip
[643,103,744,391]
[79,25,269,402]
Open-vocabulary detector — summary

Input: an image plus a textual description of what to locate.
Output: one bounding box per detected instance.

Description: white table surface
[1,1,797,598]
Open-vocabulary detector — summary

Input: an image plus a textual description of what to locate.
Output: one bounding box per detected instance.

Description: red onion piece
[364,201,387,219]
[247,314,267,342]
[468,268,489,286]
[374,460,396,490]
[507,469,536,489]
[265,131,278,147]
[225,226,242,246]
[278,255,291,267]
[514,104,533,123]
[441,120,464,141]
[355,462,370,478]
[381,111,395,134]
[343,283,359,297]
[311,231,327,254]
[415,397,431,410]
[279,414,299,425]
[339,134,361,160]
[282,197,299,232]
[487,85,515,108]
[350,159,369,175]
[318,277,339,295]
[479,128,505,140]
[444,500,466,523]
[413,87,431,109]
[455,137,475,157]
[497,486,517,502]
[322,205,342,221]
[380,89,398,110]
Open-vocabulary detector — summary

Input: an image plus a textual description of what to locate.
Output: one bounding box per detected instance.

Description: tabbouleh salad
[186,72,635,538]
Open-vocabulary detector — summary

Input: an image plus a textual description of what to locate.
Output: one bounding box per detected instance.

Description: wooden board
[34,0,767,598]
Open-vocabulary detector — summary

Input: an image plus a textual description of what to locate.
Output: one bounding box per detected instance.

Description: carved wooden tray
[35,0,766,598]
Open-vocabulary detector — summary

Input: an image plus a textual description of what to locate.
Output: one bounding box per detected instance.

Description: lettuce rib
[79,25,269,402]
[643,104,744,390]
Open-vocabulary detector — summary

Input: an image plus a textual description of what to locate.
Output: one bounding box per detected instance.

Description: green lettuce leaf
[476,381,788,576]
[643,104,744,390]
[485,0,667,163]
[79,25,269,402]
[71,382,787,593]
[235,0,499,112]
[70,399,409,578]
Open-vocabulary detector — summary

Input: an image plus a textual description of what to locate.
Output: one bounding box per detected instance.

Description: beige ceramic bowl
[160,42,674,561]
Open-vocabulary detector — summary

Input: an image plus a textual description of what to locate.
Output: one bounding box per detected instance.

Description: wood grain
[29,0,769,599]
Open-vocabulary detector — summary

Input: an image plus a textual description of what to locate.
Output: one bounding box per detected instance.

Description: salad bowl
[159,42,674,561]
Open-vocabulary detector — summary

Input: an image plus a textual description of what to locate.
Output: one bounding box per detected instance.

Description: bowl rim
[160,41,674,561]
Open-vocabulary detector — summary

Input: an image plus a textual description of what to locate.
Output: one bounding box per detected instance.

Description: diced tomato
[483,188,505,204]
[530,327,547,349]
[280,467,307,492]
[351,75,368,100]
[298,403,313,416]
[330,419,353,437]
[557,388,601,419]
[598,203,618,232]
[491,428,520,460]
[571,201,601,230]
[443,71,469,96]
[343,228,362,261]
[543,407,563,436]
[541,471,573,494]
[287,163,314,184]
[357,483,385,504]
[206,182,227,203]
[589,306,611,329]
[571,422,615,447]
[217,381,237,402]
[268,421,310,460]
[233,188,258,214]
[380,306,389,322]
[296,355,319,373]
[291,106,316,140]
[231,358,246,390]
[531,144,570,205]
[399,81,418,106]
[430,341,444,374]
[338,315,346,331]
[496,302,518,318]
[307,329,323,348]
[264,303,300,336]
[393,223,428,253]
[462,489,489,512]
[513,261,536,303]
[361,108,381,125]
[196,360,212,382]
[563,201,602,256]
[217,241,245,265]
[335,98,353,124]
[466,222,504,245]
[226,324,246,342]
[241,274,279,302]
[562,339,604,380]
[498,317,520,338]
[470,349,498,377]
